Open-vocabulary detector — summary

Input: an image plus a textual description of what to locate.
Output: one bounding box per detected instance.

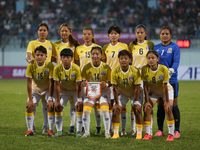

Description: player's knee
[112,105,122,116]
[133,105,142,115]
[76,102,83,112]
[26,105,35,113]
[164,106,172,115]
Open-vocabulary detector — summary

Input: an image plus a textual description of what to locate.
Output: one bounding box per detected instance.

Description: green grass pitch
[0,79,200,150]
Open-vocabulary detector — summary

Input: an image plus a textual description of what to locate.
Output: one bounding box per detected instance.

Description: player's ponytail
[83,27,96,43]
[132,24,147,45]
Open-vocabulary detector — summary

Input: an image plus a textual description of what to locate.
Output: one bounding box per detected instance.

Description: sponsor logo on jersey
[167,48,172,53]
[44,69,49,75]
[159,74,164,80]
[48,46,52,51]
[101,70,106,76]
[146,45,150,50]
[129,75,134,81]
[156,49,159,52]
[71,72,76,78]
[70,46,74,51]
[118,48,122,52]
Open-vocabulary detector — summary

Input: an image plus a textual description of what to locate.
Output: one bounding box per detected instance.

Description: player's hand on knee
[81,81,87,87]
[112,104,121,116]
[75,102,83,112]
[54,101,61,112]
[133,104,141,114]
[143,102,152,112]
[26,100,35,112]
[47,100,54,112]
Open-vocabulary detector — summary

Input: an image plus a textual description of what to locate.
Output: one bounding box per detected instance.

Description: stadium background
[0,0,200,80]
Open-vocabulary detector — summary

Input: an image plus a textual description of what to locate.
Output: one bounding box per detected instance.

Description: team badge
[44,69,49,75]
[71,73,75,78]
[118,48,122,52]
[101,70,106,76]
[48,46,52,51]
[129,75,134,81]
[159,74,164,80]
[167,48,172,53]
[87,82,101,100]
[70,46,74,51]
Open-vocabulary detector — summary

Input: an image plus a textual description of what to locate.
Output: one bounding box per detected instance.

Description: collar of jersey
[61,39,69,44]
[137,40,146,45]
[62,62,72,71]
[109,42,119,47]
[120,65,130,74]
[150,64,160,72]
[36,61,46,68]
[91,61,102,69]
[84,43,94,47]
[37,39,47,44]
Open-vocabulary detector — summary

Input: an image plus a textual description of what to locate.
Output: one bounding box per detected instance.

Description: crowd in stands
[0,0,200,45]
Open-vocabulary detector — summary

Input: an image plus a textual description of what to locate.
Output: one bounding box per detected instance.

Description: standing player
[53,23,80,134]
[129,24,154,136]
[111,50,143,139]
[25,23,55,134]
[25,46,54,136]
[102,25,129,135]
[81,47,111,139]
[53,48,82,137]
[141,50,175,141]
[153,26,181,138]
[74,27,102,135]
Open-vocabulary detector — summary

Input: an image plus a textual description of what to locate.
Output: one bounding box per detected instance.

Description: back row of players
[25,23,180,141]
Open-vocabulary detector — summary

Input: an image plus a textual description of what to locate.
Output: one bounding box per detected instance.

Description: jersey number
[123,78,128,85]
[152,77,156,83]
[112,51,115,58]
[37,73,43,79]
[94,73,100,80]
[65,75,69,81]
[139,48,143,55]
[161,50,164,56]
[85,52,90,58]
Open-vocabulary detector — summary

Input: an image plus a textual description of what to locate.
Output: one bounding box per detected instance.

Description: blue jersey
[153,42,180,83]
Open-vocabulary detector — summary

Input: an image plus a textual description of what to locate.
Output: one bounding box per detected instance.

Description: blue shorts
[170,82,179,98]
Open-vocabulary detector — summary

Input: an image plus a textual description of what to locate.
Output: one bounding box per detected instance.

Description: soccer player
[111,50,143,139]
[53,23,80,134]
[25,23,55,134]
[74,27,102,135]
[53,48,82,137]
[153,26,181,138]
[81,47,111,139]
[25,46,54,137]
[142,50,175,141]
[129,24,154,136]
[102,25,129,135]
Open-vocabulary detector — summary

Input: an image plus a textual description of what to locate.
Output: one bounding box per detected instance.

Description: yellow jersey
[102,42,129,69]
[26,61,54,96]
[82,61,111,93]
[141,64,173,96]
[74,43,102,70]
[111,65,141,98]
[27,39,55,62]
[53,40,75,64]
[53,62,82,95]
[129,40,154,69]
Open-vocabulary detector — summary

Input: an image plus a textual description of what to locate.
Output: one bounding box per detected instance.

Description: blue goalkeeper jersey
[153,42,180,83]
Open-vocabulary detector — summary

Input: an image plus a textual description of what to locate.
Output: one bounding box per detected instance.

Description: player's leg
[171,83,180,138]
[133,92,143,140]
[120,106,127,136]
[143,97,156,140]
[164,90,175,141]
[82,98,94,138]
[154,98,165,136]
[25,94,40,136]
[68,97,76,134]
[109,86,114,134]
[75,97,83,138]
[94,100,101,135]
[41,96,48,134]
[100,92,111,139]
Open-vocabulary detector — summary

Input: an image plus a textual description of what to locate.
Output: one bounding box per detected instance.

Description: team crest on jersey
[146,45,150,50]
[159,74,164,80]
[167,48,172,53]
[129,75,134,81]
[101,70,106,76]
[70,46,74,51]
[71,73,76,78]
[118,48,122,52]
[44,69,49,75]
[89,71,92,74]
[48,46,52,51]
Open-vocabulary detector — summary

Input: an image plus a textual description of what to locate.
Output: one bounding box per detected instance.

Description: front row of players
[25,46,175,141]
